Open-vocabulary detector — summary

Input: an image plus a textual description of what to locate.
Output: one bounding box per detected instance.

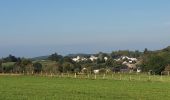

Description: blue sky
[0,0,170,57]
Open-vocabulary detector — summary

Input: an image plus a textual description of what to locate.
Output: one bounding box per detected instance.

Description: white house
[93,69,100,74]
[72,56,87,62]
[122,61,128,64]
[122,56,137,61]
[72,56,81,62]
[104,57,108,61]
[89,56,98,61]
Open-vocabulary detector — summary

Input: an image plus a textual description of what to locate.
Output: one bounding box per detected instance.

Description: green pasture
[0,75,170,100]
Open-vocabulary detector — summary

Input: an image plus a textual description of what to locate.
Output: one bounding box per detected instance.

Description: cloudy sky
[0,0,170,57]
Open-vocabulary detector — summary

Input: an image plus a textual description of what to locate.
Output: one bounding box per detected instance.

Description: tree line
[0,47,170,75]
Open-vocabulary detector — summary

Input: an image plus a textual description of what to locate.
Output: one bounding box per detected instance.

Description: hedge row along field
[0,75,170,100]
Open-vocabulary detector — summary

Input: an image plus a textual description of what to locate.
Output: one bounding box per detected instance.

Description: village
[71,55,141,74]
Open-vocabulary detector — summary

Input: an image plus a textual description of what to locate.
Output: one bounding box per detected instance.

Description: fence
[1,72,170,82]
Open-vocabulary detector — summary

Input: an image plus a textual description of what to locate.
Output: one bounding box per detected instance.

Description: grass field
[0,75,170,100]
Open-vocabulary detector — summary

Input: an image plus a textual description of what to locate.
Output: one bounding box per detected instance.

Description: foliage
[48,53,63,61]
[0,60,2,73]
[33,62,42,73]
[111,50,142,58]
[2,54,20,62]
[1,46,170,75]
[140,47,170,74]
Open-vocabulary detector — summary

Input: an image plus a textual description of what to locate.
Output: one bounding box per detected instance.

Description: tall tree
[48,53,63,61]
[3,54,18,62]
[144,48,148,54]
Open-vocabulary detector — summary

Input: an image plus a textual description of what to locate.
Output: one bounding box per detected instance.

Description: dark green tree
[141,53,168,74]
[0,60,2,73]
[33,62,42,73]
[62,62,74,73]
[3,54,18,62]
[144,48,148,54]
[48,53,63,62]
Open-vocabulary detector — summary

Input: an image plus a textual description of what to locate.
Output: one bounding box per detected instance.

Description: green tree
[48,53,63,61]
[62,62,74,73]
[21,59,32,73]
[3,54,19,62]
[144,48,148,54]
[56,62,63,73]
[0,60,2,73]
[33,62,42,73]
[141,54,167,74]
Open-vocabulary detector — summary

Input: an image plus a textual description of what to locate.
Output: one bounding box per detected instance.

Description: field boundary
[1,73,170,82]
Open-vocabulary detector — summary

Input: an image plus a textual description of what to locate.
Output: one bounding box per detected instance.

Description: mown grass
[0,75,170,100]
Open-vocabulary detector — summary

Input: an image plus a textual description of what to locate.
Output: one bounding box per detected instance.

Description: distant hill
[31,55,49,61]
[67,53,94,58]
[31,54,94,61]
[151,46,170,53]
[30,46,170,60]
[162,46,170,52]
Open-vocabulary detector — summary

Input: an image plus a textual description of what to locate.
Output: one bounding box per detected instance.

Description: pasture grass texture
[0,75,170,100]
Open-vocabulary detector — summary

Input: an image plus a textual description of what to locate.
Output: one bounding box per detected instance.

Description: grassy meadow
[0,75,170,100]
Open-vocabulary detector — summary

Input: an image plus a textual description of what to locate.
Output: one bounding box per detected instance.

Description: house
[122,56,137,61]
[93,69,100,74]
[72,56,81,62]
[89,56,98,61]
[126,63,136,69]
[72,56,87,62]
[104,57,108,61]
[137,67,142,73]
[122,61,128,64]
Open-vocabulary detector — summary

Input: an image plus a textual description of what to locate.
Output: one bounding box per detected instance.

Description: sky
[0,0,170,57]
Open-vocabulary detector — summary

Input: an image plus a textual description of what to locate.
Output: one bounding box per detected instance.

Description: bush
[33,62,42,73]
